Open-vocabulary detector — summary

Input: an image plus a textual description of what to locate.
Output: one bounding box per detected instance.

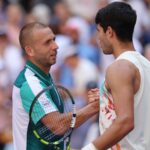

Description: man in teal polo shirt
[12,22,99,150]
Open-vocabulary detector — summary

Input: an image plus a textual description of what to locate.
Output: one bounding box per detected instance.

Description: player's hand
[87,88,100,104]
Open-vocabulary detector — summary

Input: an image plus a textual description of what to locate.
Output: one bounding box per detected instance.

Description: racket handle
[70,116,76,128]
[70,105,76,128]
[72,105,76,114]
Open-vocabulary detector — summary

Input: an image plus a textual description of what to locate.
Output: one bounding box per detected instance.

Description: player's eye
[44,36,56,45]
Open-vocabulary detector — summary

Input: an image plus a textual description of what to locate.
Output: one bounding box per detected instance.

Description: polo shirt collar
[26,60,52,85]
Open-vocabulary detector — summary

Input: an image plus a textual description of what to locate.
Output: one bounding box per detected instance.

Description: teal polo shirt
[13,60,68,150]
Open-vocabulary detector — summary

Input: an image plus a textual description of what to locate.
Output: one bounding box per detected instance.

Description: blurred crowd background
[0,0,150,150]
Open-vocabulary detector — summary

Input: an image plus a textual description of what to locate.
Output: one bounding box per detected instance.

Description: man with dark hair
[12,22,99,150]
[82,2,150,150]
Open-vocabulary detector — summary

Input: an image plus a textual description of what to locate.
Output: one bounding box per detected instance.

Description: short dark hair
[95,2,137,42]
[19,22,48,50]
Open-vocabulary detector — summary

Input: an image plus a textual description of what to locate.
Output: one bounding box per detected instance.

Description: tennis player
[82,2,150,150]
[12,22,99,150]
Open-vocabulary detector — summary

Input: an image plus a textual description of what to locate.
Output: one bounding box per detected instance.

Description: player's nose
[52,41,59,51]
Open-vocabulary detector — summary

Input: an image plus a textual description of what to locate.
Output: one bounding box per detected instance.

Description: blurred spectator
[144,44,150,61]
[50,1,71,35]
[66,16,91,44]
[98,0,109,9]
[51,35,72,83]
[18,0,34,12]
[19,0,61,13]
[128,0,150,41]
[53,34,72,67]
[31,3,51,25]
[64,0,99,22]
[0,9,24,150]
[5,3,24,47]
[24,12,36,24]
[64,17,101,67]
[140,31,150,47]
[0,85,12,150]
[32,0,61,12]
[0,0,9,24]
[0,26,24,82]
[59,45,99,97]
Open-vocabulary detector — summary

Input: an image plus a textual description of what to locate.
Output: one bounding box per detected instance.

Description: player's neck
[113,42,135,58]
[29,59,50,75]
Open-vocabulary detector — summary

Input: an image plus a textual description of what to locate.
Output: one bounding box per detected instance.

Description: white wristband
[81,143,98,150]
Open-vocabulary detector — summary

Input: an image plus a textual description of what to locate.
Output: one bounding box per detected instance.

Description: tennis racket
[29,85,76,150]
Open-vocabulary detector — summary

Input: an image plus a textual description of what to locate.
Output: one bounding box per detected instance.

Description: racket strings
[35,118,72,142]
[35,114,68,140]
[34,100,71,140]
[31,86,76,145]
[35,122,60,140]
[58,88,73,128]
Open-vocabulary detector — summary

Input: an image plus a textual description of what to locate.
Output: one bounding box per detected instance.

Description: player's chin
[103,49,112,55]
[103,51,112,55]
[50,59,56,65]
[52,56,57,62]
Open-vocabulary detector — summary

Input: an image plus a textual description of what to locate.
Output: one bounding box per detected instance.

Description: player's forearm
[93,117,134,149]
[59,104,98,129]
[75,102,99,128]
[42,101,99,135]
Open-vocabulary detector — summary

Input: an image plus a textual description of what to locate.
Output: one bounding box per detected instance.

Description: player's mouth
[51,52,57,57]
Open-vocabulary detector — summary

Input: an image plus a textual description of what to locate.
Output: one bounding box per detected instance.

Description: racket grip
[70,105,76,128]
[70,116,76,128]
[72,105,76,114]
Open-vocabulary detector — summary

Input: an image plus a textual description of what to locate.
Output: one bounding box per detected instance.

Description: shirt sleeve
[20,76,58,124]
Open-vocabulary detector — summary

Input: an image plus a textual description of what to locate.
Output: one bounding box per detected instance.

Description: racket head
[29,85,76,146]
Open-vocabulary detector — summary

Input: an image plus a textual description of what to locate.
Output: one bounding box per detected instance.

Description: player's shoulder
[14,67,26,88]
[20,75,47,98]
[108,59,137,72]
[106,59,137,81]
[19,68,44,90]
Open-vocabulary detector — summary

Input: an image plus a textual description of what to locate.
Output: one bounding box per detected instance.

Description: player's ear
[106,26,113,38]
[24,46,34,56]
